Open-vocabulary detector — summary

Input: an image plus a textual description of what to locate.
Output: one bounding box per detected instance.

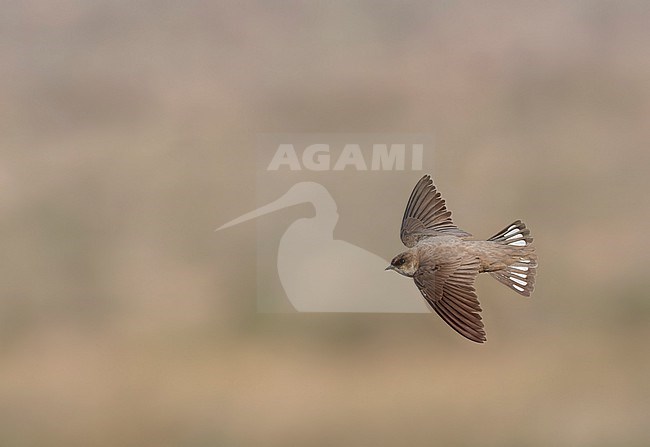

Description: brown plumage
[386,175,538,343]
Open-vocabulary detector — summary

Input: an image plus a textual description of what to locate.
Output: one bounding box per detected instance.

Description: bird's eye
[397,258,405,265]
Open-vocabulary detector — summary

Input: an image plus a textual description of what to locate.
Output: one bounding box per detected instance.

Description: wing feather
[414,256,486,343]
[400,175,471,247]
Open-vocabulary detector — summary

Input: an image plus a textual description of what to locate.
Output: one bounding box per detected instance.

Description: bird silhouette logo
[216,181,429,312]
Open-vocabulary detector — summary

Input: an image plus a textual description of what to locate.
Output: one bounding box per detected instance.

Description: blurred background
[1,1,650,446]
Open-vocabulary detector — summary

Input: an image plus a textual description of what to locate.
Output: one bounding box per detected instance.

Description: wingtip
[470,331,487,343]
[467,334,487,344]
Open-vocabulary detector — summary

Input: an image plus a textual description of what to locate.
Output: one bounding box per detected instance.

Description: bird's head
[386,250,419,277]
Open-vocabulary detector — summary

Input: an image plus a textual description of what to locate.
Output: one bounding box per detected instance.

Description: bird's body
[414,236,529,273]
[387,175,538,343]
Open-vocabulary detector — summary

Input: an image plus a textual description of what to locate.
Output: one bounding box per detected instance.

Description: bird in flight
[386,175,538,343]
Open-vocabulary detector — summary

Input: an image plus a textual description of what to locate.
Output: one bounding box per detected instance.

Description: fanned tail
[487,220,537,297]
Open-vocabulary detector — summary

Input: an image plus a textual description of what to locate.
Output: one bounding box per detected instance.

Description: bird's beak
[215,188,303,231]
[385,265,395,271]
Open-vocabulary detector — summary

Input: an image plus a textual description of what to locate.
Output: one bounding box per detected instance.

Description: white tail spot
[520,258,531,264]
[506,233,523,241]
[510,277,527,286]
[509,240,526,246]
[511,271,527,279]
[503,227,520,238]
[513,284,525,292]
[512,265,529,271]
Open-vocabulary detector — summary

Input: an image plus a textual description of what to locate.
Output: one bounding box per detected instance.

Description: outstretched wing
[400,175,471,247]
[414,256,486,343]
